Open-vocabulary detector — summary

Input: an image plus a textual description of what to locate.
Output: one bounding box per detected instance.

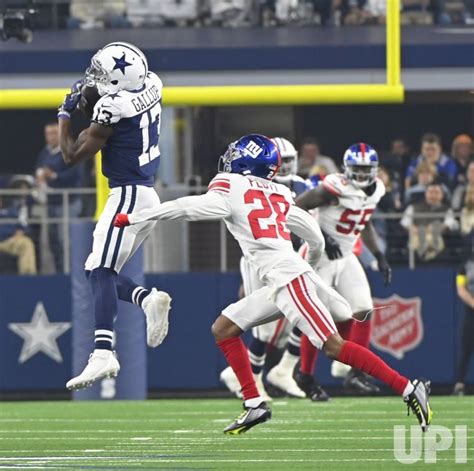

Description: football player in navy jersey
[57,42,172,390]
[220,138,329,402]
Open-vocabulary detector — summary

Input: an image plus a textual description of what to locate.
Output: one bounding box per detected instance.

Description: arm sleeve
[286,205,325,267]
[128,192,231,224]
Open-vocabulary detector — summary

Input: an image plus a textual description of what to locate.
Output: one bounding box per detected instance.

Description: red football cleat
[114,213,130,228]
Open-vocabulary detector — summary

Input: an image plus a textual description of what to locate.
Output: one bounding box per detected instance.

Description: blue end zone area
[0,26,473,73]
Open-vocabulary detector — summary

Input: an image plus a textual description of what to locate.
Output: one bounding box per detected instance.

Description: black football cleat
[295,372,330,402]
[404,379,433,432]
[343,368,380,395]
[223,402,272,435]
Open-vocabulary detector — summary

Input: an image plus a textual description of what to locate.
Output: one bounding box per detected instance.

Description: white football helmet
[272,137,298,182]
[84,42,148,96]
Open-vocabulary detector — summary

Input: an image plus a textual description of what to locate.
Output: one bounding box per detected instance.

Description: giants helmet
[272,137,298,182]
[84,42,148,96]
[343,143,379,188]
[218,134,281,180]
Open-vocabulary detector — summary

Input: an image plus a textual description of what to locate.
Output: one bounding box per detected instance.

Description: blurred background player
[296,143,392,394]
[115,134,432,434]
[57,42,171,390]
[220,137,328,401]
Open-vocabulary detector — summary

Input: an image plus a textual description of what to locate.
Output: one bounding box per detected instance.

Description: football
[78,84,100,119]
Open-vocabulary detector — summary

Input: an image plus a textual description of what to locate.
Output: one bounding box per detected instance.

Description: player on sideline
[220,137,328,401]
[114,134,432,435]
[295,143,392,395]
[57,42,171,390]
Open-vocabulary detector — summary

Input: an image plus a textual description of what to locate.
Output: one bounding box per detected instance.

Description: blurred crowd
[28,0,474,30]
[298,133,474,264]
[0,122,472,275]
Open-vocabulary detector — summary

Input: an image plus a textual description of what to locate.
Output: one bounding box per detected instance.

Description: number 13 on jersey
[245,189,291,240]
[138,102,161,167]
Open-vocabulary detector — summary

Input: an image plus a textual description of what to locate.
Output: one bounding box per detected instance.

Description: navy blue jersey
[92,72,163,188]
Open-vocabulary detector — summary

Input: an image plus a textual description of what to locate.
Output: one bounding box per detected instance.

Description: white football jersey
[318,173,385,255]
[130,172,324,291]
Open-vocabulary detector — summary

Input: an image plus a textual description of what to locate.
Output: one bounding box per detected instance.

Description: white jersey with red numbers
[130,172,324,292]
[318,173,385,255]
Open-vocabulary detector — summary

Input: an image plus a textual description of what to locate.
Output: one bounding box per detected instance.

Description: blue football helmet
[343,143,379,188]
[218,134,281,180]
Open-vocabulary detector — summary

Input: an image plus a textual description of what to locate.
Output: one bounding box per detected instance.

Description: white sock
[245,396,264,408]
[276,350,299,372]
[403,381,414,397]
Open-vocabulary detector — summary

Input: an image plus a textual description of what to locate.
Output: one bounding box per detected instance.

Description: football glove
[374,251,392,286]
[114,213,130,228]
[322,231,343,260]
[58,80,83,119]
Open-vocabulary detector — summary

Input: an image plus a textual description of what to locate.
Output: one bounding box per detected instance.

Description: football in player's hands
[78,85,100,119]
[114,213,130,228]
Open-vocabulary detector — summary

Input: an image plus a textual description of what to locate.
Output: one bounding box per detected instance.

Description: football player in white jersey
[115,135,432,435]
[296,143,392,394]
[220,138,317,401]
[57,42,171,391]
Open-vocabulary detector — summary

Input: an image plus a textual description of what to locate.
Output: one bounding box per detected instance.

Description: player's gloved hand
[58,80,83,119]
[114,213,130,228]
[322,231,343,260]
[374,251,392,286]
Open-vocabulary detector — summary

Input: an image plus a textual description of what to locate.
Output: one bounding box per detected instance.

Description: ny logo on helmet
[242,141,263,159]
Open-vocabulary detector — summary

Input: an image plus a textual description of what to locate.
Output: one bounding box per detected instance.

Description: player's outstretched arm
[114,192,231,228]
[295,185,337,211]
[361,221,392,286]
[286,205,325,267]
[59,121,113,166]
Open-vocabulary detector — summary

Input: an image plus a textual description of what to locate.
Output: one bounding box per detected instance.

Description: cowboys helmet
[343,143,379,188]
[272,137,298,182]
[84,42,148,96]
[218,134,281,180]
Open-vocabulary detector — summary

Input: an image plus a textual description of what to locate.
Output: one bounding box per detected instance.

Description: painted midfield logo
[8,302,71,363]
[371,294,423,359]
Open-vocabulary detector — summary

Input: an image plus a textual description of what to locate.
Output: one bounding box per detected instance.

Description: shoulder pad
[208,174,231,194]
[321,173,347,196]
[92,93,123,126]
[373,178,386,200]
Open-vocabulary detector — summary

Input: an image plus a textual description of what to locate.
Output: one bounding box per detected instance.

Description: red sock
[216,337,259,401]
[338,341,409,396]
[350,320,372,349]
[300,335,318,375]
[336,320,353,340]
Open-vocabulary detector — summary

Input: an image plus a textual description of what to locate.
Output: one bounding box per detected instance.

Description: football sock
[277,349,300,372]
[248,336,267,375]
[336,319,354,340]
[217,337,260,401]
[89,267,117,350]
[115,274,150,307]
[350,319,372,349]
[338,341,410,396]
[287,327,302,356]
[300,335,318,375]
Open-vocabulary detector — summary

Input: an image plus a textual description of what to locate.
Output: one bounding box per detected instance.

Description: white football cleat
[254,372,272,402]
[331,360,352,379]
[66,349,120,391]
[220,366,243,398]
[266,365,305,398]
[142,288,172,348]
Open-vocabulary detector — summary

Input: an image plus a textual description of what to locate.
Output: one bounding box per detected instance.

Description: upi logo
[394,425,468,464]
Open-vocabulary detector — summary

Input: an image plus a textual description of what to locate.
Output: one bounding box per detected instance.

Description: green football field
[0,396,472,470]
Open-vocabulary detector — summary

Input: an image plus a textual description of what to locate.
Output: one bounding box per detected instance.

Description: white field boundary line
[2,448,474,454]
[2,436,474,441]
[0,457,471,463]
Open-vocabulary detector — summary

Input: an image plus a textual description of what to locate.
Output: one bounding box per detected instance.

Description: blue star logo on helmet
[112,53,132,75]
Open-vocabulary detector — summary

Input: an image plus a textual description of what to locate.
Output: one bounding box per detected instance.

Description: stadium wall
[0,269,472,394]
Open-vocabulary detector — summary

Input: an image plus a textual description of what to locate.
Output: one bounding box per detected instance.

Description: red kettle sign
[371,295,423,359]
